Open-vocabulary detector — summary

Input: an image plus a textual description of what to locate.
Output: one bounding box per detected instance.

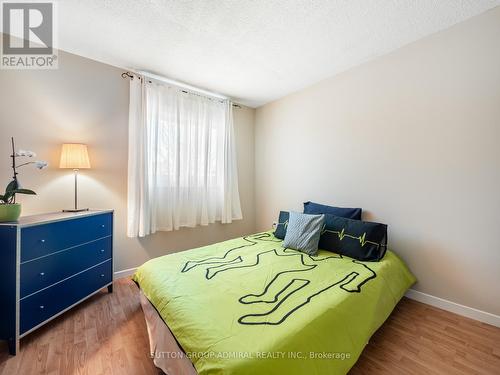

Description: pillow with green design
[320,214,387,261]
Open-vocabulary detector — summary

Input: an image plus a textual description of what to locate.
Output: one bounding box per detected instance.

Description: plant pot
[0,203,22,222]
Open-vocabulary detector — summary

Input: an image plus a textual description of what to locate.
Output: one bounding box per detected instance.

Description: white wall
[254,8,500,315]
[0,47,256,273]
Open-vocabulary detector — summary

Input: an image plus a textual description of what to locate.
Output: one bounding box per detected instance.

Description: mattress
[133,231,416,374]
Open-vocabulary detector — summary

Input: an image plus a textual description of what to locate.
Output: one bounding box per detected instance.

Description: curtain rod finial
[121,72,134,80]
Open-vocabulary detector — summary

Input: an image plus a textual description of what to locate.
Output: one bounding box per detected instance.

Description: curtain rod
[121,70,241,108]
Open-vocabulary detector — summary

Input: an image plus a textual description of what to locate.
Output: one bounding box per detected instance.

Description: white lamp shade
[59,143,91,169]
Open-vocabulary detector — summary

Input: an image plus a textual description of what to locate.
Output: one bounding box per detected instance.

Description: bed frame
[139,291,198,375]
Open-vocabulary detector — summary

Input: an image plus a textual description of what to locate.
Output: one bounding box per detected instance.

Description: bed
[133,231,416,374]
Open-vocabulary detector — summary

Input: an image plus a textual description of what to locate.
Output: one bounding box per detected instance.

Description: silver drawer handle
[100,249,105,253]
[40,239,45,243]
[100,274,105,277]
[101,224,105,228]
[40,305,44,309]
[40,272,45,276]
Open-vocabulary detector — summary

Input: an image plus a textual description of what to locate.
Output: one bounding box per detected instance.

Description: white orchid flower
[15,150,36,157]
[34,160,49,169]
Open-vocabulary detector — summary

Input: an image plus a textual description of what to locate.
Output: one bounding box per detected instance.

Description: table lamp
[59,143,91,212]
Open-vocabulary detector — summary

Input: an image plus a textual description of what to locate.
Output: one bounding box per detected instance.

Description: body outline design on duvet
[181,232,377,325]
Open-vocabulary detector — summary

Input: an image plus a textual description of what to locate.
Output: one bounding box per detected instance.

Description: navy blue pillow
[320,214,387,261]
[274,211,289,239]
[304,201,362,220]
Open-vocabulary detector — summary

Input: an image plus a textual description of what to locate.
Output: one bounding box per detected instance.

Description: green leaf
[11,189,36,195]
[2,191,13,202]
[1,188,36,204]
[5,180,18,194]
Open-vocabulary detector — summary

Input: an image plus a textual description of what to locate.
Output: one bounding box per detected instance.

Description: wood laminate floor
[1,278,499,375]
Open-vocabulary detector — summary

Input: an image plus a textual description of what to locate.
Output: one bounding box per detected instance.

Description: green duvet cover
[133,231,415,375]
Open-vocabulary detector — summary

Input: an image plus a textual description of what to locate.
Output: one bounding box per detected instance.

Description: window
[127,78,242,237]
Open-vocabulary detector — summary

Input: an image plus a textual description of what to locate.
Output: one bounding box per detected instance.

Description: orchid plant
[0,137,48,205]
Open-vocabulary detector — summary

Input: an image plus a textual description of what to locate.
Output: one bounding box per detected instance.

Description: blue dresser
[0,210,113,355]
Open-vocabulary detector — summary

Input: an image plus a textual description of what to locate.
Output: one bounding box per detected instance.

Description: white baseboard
[405,289,500,328]
[114,267,137,279]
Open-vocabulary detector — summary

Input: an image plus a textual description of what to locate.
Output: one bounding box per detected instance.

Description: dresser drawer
[20,236,112,298]
[20,259,112,334]
[21,213,112,262]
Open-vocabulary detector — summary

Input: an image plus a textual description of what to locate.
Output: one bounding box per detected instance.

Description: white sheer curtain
[127,76,242,237]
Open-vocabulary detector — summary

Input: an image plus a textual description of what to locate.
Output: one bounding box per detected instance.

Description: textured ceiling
[52,0,500,107]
